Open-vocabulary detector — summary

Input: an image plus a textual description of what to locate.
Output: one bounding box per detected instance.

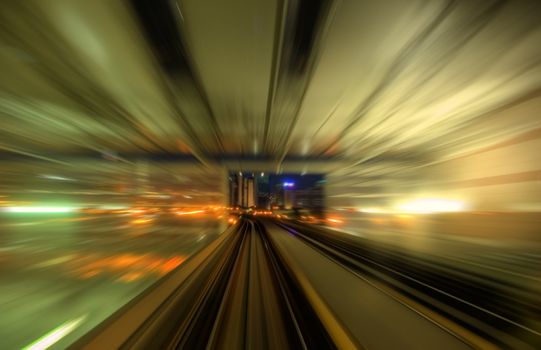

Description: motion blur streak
[3,207,78,213]
[176,210,205,215]
[1,0,541,349]
[22,316,86,350]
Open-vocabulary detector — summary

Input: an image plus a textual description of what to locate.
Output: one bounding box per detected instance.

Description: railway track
[203,218,335,349]
[276,220,541,349]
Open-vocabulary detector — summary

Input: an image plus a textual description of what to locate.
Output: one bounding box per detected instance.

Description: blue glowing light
[283,181,295,188]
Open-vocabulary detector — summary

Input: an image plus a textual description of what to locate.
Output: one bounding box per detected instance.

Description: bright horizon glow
[395,198,466,214]
[3,206,77,213]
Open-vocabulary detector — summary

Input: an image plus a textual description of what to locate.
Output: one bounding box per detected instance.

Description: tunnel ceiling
[1,0,541,185]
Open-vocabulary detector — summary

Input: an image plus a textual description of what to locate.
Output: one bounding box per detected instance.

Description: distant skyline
[229,172,325,208]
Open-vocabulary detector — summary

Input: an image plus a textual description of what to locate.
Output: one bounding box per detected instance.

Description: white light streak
[22,315,86,350]
[39,175,74,181]
[3,206,77,213]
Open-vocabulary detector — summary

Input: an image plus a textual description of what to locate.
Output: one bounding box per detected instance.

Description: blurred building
[256,174,270,209]
[229,173,256,208]
[271,183,285,208]
[293,184,324,209]
[245,177,255,207]
[229,176,239,206]
[284,187,294,209]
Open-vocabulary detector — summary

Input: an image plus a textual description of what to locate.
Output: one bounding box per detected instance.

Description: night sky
[268,173,325,192]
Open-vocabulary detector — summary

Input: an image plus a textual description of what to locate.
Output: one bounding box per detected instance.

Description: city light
[283,181,295,188]
[327,217,343,223]
[131,218,153,225]
[176,210,205,215]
